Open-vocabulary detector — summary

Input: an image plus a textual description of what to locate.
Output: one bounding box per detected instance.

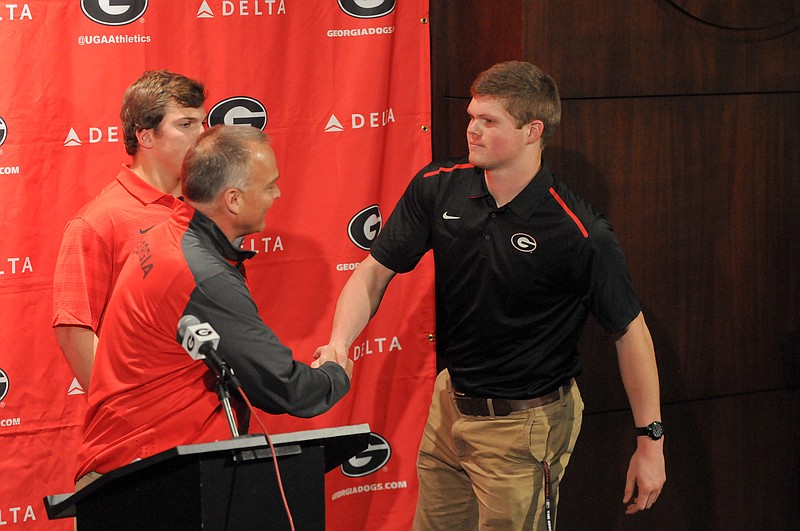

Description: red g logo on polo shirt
[511,233,537,253]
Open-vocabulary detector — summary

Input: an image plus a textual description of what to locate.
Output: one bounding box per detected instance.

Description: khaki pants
[74,471,103,531]
[75,470,102,491]
[413,370,584,531]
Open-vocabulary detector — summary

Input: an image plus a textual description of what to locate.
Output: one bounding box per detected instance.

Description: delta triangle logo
[324,114,344,133]
[68,377,85,395]
[197,0,214,18]
[64,128,82,147]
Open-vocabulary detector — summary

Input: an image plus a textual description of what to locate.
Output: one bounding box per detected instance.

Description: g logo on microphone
[208,97,268,130]
[348,205,382,250]
[81,0,148,26]
[188,327,212,351]
[511,233,537,253]
[341,432,391,477]
[338,0,395,18]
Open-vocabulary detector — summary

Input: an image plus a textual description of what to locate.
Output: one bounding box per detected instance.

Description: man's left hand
[623,438,666,514]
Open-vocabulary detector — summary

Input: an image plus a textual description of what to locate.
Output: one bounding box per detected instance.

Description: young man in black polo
[315,61,665,530]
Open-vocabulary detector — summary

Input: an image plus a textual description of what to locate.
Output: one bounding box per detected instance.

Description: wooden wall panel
[435,0,525,95]
[433,0,800,100]
[532,0,800,98]
[558,388,800,529]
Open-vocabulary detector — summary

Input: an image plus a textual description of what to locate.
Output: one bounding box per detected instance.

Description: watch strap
[635,421,664,439]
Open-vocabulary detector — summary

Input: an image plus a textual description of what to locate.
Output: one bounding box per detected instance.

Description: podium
[44,424,370,530]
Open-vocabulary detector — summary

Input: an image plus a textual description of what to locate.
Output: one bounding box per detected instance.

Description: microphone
[177,315,241,389]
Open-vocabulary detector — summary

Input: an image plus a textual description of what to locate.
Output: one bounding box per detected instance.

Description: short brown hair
[471,61,561,146]
[120,70,206,156]
[182,125,270,203]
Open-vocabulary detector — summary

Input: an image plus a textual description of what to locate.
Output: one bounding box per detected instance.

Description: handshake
[312,344,354,381]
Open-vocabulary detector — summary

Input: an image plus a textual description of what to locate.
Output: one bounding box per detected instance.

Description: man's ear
[136,128,154,150]
[526,120,545,144]
[223,187,241,215]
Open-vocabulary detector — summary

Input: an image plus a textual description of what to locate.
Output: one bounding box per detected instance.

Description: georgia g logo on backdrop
[338,0,395,19]
[348,205,382,250]
[341,432,392,477]
[0,116,7,147]
[207,97,268,130]
[0,368,10,403]
[81,0,148,26]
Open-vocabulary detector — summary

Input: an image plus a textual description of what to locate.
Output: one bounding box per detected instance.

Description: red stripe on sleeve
[549,188,589,238]
[423,163,474,178]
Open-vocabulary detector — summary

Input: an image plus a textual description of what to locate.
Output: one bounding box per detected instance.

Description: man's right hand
[313,344,353,380]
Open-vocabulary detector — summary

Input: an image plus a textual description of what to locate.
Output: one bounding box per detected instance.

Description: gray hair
[181,125,270,203]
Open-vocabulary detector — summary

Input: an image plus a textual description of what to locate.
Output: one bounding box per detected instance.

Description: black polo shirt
[371,158,641,399]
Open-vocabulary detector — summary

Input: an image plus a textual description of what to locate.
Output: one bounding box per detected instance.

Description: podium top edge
[270,423,371,445]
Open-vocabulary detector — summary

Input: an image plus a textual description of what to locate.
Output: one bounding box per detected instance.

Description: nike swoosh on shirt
[139,225,156,234]
[442,212,460,220]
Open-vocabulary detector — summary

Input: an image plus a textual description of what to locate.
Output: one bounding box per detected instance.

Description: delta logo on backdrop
[63,125,120,147]
[324,108,396,133]
[0,3,32,21]
[0,256,33,276]
[196,0,287,18]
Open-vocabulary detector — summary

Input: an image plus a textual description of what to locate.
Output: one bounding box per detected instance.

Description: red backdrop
[0,1,434,529]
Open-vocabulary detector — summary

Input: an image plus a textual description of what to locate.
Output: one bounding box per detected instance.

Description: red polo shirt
[53,165,175,332]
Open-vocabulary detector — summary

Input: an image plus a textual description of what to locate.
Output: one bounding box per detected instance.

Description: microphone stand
[203,349,241,439]
[206,358,240,438]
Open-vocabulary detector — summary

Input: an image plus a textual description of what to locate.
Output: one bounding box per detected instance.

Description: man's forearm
[54,325,97,390]
[328,256,395,349]
[615,312,661,425]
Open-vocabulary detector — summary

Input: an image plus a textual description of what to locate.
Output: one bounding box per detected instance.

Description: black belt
[453,380,573,417]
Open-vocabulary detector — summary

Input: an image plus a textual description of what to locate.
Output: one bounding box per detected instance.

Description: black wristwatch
[635,421,664,440]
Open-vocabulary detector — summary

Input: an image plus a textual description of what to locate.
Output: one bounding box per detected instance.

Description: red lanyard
[543,460,554,531]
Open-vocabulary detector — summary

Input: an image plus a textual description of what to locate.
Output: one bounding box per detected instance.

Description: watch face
[650,422,663,438]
